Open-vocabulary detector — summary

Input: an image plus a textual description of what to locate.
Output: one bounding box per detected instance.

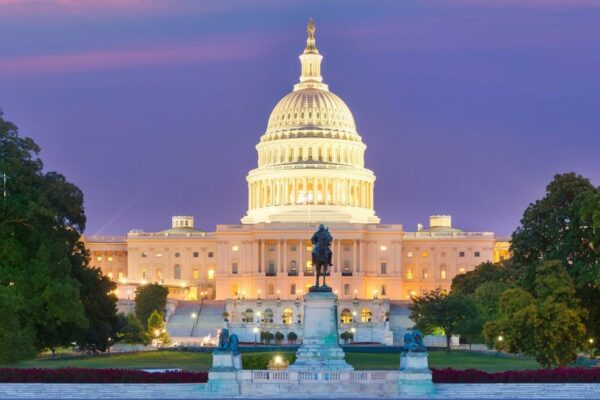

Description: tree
[260,331,274,344]
[135,284,168,330]
[275,332,284,343]
[452,261,517,296]
[118,313,147,350]
[0,111,117,359]
[510,173,600,342]
[409,288,477,351]
[0,286,35,362]
[287,331,298,344]
[483,261,586,367]
[147,310,170,348]
[340,331,353,344]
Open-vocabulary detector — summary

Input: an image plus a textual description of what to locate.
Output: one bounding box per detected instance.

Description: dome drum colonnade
[243,20,379,224]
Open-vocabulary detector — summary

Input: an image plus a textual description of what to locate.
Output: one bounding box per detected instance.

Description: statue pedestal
[211,351,243,371]
[289,291,353,371]
[398,352,434,396]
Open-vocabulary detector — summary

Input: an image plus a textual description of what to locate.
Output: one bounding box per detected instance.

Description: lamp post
[253,327,259,346]
[154,329,160,349]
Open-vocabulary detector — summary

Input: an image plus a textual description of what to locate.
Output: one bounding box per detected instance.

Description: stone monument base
[398,352,435,396]
[288,291,353,371]
[211,351,242,371]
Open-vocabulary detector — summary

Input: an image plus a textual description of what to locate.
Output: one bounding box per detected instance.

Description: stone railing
[246,370,398,383]
[403,231,495,239]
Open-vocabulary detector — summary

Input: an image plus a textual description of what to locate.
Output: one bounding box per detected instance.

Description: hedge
[0,368,208,383]
[432,367,600,383]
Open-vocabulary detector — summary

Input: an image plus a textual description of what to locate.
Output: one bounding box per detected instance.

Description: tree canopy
[135,283,169,330]
[0,111,118,360]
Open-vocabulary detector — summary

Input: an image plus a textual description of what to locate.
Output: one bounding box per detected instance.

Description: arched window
[264,309,274,324]
[341,308,353,324]
[361,308,372,323]
[244,308,254,323]
[174,264,181,280]
[283,308,294,324]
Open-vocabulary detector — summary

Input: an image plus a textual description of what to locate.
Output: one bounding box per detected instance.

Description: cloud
[432,0,600,9]
[0,33,281,77]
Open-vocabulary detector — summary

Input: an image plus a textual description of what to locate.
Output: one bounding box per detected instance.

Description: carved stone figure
[310,224,333,290]
[229,333,240,355]
[402,329,427,353]
[217,328,230,351]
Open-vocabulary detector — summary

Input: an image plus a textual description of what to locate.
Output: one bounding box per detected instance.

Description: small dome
[265,88,357,137]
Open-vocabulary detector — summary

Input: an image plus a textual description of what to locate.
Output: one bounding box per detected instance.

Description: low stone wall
[1,383,600,399]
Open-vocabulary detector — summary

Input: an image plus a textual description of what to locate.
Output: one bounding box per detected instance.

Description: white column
[283,240,288,274]
[261,240,265,274]
[313,177,317,205]
[278,240,282,273]
[353,240,357,273]
[359,240,365,274]
[299,241,304,273]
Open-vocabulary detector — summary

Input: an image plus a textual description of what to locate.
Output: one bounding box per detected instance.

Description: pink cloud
[0,33,282,77]
[431,0,600,9]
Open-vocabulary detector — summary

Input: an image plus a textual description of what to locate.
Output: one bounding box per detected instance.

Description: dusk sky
[1,0,599,236]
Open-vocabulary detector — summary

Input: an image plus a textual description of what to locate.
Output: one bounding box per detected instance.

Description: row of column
[249,177,373,209]
[257,239,363,276]
[258,144,363,167]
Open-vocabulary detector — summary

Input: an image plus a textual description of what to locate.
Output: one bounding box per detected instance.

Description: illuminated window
[108,256,113,262]
[156,253,162,258]
[97,256,102,261]
[174,264,181,279]
[232,245,239,252]
[458,267,466,274]
[341,308,352,324]
[440,265,447,280]
[361,308,373,323]
[407,251,413,258]
[305,260,313,274]
[380,245,387,251]
[409,290,417,298]
[107,272,113,280]
[422,268,429,279]
[193,269,199,279]
[306,246,313,252]
[232,263,238,274]
[207,269,215,280]
[118,272,124,281]
[407,269,413,280]
[421,251,429,258]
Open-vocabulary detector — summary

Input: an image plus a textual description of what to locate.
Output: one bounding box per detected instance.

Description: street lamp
[154,329,160,349]
[253,327,259,345]
[497,335,504,342]
[352,311,357,323]
[191,313,197,319]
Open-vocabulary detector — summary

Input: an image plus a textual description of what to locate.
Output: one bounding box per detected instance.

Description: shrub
[287,332,298,343]
[432,367,600,383]
[260,331,274,344]
[0,368,207,383]
[275,332,284,343]
[340,331,354,344]
[242,353,296,370]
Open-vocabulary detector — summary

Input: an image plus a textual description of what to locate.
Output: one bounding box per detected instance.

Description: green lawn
[1,350,541,372]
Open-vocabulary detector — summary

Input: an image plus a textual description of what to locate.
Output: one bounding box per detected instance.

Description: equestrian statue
[310,224,333,292]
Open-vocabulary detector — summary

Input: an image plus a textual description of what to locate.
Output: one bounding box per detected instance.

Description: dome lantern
[295,19,328,92]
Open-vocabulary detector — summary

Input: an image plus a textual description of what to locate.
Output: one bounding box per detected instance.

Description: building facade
[84,22,509,303]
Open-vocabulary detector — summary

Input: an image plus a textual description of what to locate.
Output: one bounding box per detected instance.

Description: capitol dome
[242,20,379,225]
[265,89,358,139]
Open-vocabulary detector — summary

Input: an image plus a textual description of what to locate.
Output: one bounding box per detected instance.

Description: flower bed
[0,368,208,383]
[432,367,600,383]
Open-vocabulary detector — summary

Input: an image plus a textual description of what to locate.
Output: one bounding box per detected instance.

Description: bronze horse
[310,224,333,289]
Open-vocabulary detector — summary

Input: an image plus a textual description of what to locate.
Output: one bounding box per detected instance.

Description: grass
[1,350,542,372]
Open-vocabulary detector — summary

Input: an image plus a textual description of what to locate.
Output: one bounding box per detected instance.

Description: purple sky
[1,0,600,236]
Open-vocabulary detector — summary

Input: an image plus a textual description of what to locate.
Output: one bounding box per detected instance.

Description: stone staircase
[191,300,226,338]
[166,301,202,337]
[388,301,412,345]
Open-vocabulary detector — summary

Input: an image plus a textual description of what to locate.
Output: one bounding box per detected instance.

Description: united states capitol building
[85,23,509,344]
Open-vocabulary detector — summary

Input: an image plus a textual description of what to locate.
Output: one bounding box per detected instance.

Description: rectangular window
[422,268,429,279]
[344,284,350,295]
[268,284,275,296]
[459,251,465,257]
[474,251,480,257]
[193,269,199,279]
[156,253,162,258]
[174,265,181,280]
[290,245,297,252]
[441,252,446,257]
[208,252,214,258]
[108,256,113,262]
[421,251,429,258]
[193,252,199,258]
[97,256,102,261]
[344,245,350,252]
[290,284,296,295]
[142,269,147,279]
[380,262,387,274]
[441,270,447,280]
[269,246,275,252]
[141,252,147,258]
[208,269,215,280]
[407,269,413,279]
[458,267,466,274]
[407,251,413,258]
[232,263,238,274]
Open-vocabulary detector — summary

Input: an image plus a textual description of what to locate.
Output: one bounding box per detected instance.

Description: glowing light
[497,335,504,342]
[274,355,283,365]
